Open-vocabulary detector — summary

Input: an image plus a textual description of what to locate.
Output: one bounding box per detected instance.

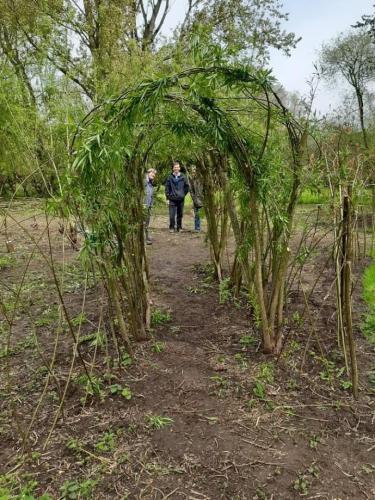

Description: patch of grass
[0,332,36,359]
[151,308,171,326]
[299,188,329,205]
[34,306,59,327]
[239,334,257,347]
[152,341,166,353]
[71,312,88,327]
[146,414,173,429]
[362,255,375,344]
[0,254,16,270]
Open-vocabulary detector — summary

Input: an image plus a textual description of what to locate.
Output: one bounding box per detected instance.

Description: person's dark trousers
[194,207,201,231]
[169,200,184,230]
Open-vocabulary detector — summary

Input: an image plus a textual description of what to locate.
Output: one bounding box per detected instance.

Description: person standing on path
[165,161,189,233]
[188,165,204,233]
[144,168,157,245]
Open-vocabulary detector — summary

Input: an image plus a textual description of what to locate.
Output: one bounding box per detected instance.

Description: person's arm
[165,177,170,199]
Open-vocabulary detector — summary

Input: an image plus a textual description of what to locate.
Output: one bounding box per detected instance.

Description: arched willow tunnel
[65,64,309,356]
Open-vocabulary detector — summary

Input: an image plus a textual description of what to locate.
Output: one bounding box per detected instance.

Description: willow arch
[65,64,308,355]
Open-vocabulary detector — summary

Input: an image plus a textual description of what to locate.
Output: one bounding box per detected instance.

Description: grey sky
[162,0,374,113]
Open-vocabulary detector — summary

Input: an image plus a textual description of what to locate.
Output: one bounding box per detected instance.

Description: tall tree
[320,29,375,149]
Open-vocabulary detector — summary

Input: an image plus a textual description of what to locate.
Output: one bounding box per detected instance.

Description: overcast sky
[162,0,374,114]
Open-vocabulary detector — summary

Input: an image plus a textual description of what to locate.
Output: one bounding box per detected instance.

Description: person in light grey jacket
[144,168,157,245]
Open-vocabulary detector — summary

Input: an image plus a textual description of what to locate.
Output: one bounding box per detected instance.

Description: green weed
[253,380,266,400]
[234,353,248,369]
[293,474,310,495]
[60,478,97,499]
[76,374,103,398]
[94,431,116,452]
[152,341,165,353]
[257,362,274,384]
[71,312,88,327]
[151,308,171,326]
[239,334,256,347]
[146,415,173,429]
[219,277,231,304]
[309,435,321,450]
[109,384,132,400]
[121,352,133,367]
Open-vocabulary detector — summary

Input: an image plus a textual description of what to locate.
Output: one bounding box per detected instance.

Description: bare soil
[0,204,375,499]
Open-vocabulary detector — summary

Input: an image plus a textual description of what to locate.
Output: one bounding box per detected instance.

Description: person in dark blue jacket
[165,161,189,232]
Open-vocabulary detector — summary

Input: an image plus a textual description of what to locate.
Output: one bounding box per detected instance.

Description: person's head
[147,168,157,181]
[172,161,181,175]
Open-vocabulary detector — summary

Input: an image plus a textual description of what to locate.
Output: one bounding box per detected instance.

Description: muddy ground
[0,201,375,499]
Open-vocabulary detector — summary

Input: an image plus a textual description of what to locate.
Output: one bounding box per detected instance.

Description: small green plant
[293,474,310,495]
[121,386,132,400]
[94,431,116,452]
[146,415,173,429]
[60,478,97,499]
[318,359,336,383]
[253,380,266,400]
[210,375,228,388]
[340,380,352,390]
[67,437,84,452]
[121,352,133,367]
[219,277,231,304]
[361,463,375,474]
[76,374,103,397]
[109,384,132,400]
[239,334,256,347]
[234,353,248,369]
[307,464,320,478]
[248,289,261,327]
[292,311,304,326]
[152,341,166,353]
[151,308,171,326]
[34,307,58,327]
[71,312,88,327]
[257,362,274,384]
[309,435,321,450]
[287,378,299,390]
[255,487,268,499]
